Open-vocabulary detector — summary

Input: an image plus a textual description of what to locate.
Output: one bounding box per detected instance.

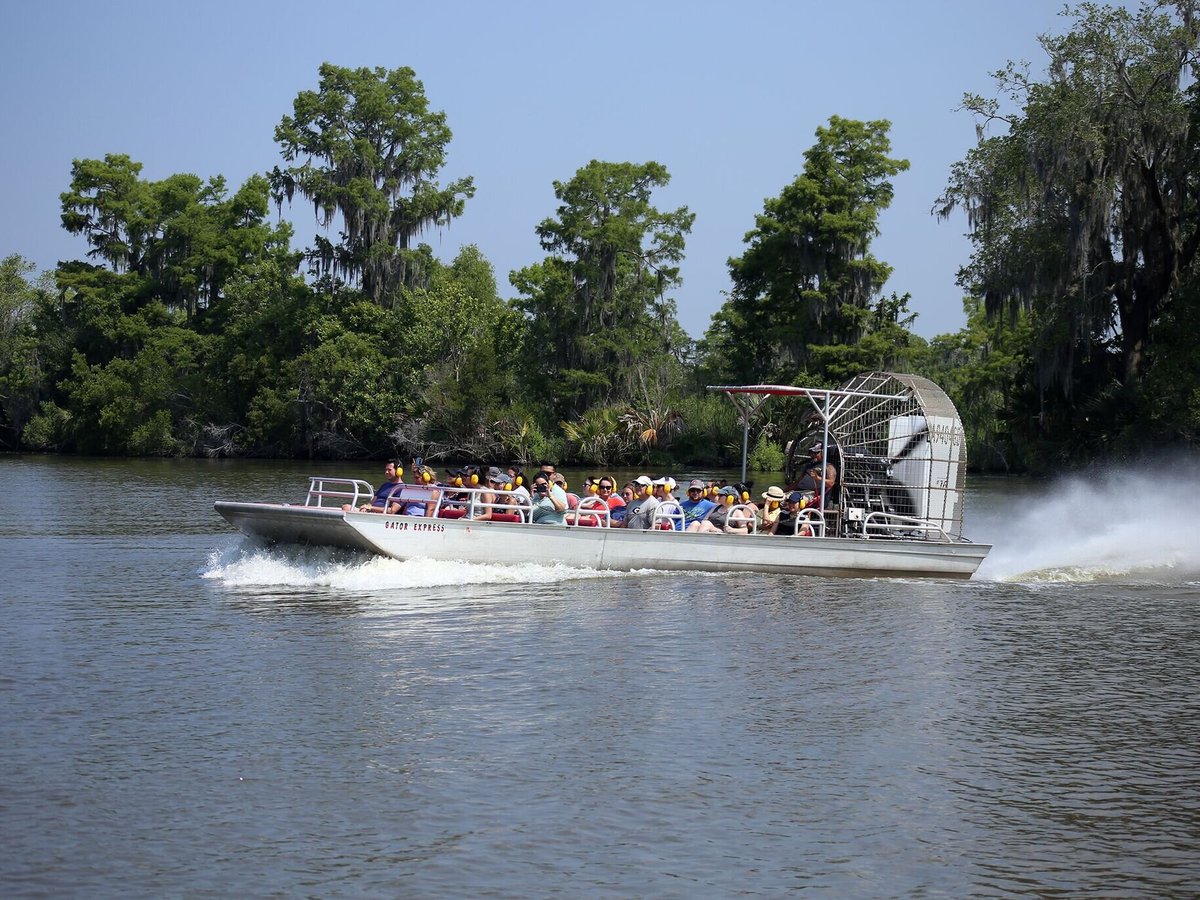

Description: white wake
[975,461,1200,583]
[200,542,636,592]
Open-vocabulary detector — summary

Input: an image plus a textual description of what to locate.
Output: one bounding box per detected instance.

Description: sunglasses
[598,484,613,491]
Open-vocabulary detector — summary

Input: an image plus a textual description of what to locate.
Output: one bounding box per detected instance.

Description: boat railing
[651,501,685,531]
[568,495,611,527]
[432,485,534,523]
[861,511,952,542]
[726,503,758,534]
[306,477,376,509]
[772,507,825,537]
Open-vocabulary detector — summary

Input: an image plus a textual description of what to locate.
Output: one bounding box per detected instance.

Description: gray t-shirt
[624,496,661,530]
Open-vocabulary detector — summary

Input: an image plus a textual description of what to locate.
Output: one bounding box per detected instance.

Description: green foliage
[0,255,52,448]
[921,297,1034,472]
[747,431,784,472]
[936,1,1200,462]
[666,393,741,465]
[22,402,72,451]
[61,155,285,320]
[493,413,560,466]
[512,160,694,421]
[272,63,475,301]
[561,406,627,466]
[709,116,909,384]
[806,293,928,384]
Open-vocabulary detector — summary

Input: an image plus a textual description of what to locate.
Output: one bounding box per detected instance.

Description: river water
[2,456,1199,897]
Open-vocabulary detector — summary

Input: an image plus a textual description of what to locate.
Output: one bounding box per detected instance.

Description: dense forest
[3,2,1199,473]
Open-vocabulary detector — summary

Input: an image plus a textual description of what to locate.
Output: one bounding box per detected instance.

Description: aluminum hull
[341,511,989,580]
[214,501,379,554]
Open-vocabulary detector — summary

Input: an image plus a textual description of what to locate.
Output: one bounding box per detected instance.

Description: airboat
[214,372,990,580]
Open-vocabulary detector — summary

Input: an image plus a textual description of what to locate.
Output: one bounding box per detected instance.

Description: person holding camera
[530,473,568,525]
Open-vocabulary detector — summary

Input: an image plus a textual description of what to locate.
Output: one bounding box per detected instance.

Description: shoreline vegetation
[3,3,1199,475]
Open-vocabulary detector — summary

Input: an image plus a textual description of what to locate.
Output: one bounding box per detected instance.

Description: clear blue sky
[2,0,1073,340]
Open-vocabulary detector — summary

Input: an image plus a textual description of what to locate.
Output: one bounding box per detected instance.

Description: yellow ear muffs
[396,466,404,478]
[504,481,513,491]
[454,476,463,487]
[515,475,523,487]
[725,494,734,506]
[421,469,432,483]
[741,491,750,502]
[769,501,779,511]
[470,473,479,486]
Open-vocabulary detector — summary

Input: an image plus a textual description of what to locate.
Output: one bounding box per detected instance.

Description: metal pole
[741,421,749,483]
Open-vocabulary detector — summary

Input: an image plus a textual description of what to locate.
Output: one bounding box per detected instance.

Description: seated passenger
[679,479,717,528]
[596,476,624,512]
[507,465,531,503]
[689,486,751,534]
[344,460,405,513]
[622,475,660,530]
[550,473,579,509]
[759,485,787,532]
[473,467,509,520]
[805,443,838,504]
[649,476,682,529]
[610,482,636,525]
[397,462,440,516]
[530,473,568,524]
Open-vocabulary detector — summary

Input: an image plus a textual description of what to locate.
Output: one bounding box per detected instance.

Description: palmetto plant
[619,403,684,449]
[561,406,626,465]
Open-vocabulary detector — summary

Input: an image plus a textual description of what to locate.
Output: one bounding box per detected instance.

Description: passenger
[550,472,579,510]
[650,476,681,530]
[344,459,405,513]
[398,462,439,516]
[680,479,717,529]
[621,475,660,530]
[596,475,624,513]
[807,443,838,503]
[611,482,636,525]
[690,486,751,534]
[772,490,816,536]
[506,465,531,504]
[759,485,787,532]
[473,467,508,521]
[530,472,568,524]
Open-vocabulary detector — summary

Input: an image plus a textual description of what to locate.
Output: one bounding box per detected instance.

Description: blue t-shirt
[371,480,404,508]
[679,497,716,525]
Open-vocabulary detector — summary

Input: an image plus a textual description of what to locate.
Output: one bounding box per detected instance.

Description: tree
[710,116,909,384]
[60,154,285,319]
[0,255,52,449]
[394,246,522,458]
[806,292,928,385]
[271,63,475,302]
[511,160,694,420]
[939,1,1200,393]
[922,296,1035,472]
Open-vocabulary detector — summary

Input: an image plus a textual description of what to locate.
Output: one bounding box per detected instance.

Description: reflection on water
[2,456,1200,896]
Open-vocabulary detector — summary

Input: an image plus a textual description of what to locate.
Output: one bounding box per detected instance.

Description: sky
[1,0,1074,341]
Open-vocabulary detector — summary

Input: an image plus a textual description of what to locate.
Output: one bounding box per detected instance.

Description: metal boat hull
[213,501,379,554]
[341,511,989,580]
